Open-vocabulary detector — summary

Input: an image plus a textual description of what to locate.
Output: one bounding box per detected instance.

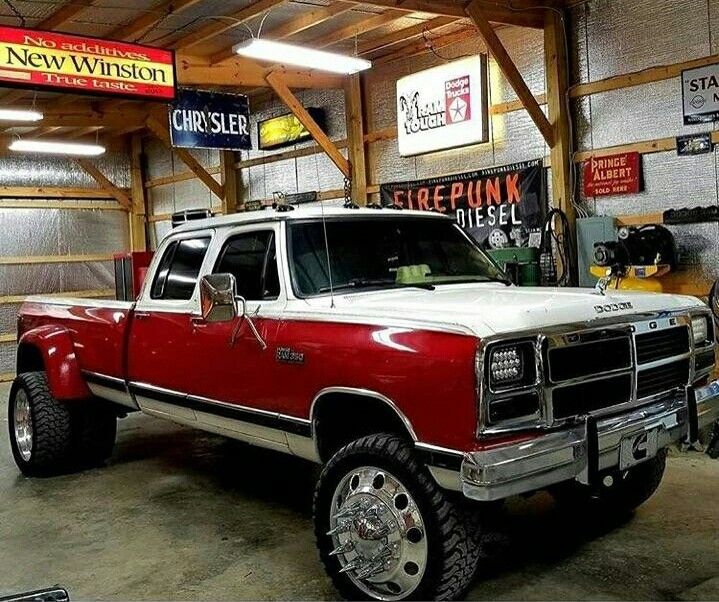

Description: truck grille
[552,373,632,419]
[636,359,690,399]
[635,326,689,364]
[548,335,631,382]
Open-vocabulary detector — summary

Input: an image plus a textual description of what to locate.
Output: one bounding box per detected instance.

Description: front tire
[8,371,73,476]
[314,434,480,600]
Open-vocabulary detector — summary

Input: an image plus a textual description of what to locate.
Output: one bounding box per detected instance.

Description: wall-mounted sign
[682,64,719,124]
[0,26,175,100]
[396,55,489,157]
[380,159,545,246]
[170,88,250,150]
[676,132,713,155]
[258,108,325,151]
[583,152,641,197]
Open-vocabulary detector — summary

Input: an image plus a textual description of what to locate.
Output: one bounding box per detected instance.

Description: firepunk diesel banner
[380,159,545,247]
[0,26,175,100]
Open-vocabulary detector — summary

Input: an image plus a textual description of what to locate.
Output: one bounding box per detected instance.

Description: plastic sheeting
[0,152,130,188]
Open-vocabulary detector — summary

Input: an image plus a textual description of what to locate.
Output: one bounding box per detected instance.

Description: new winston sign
[0,26,175,100]
[396,55,489,157]
[380,159,545,246]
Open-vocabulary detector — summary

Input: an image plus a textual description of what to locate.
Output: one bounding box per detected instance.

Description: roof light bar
[0,108,43,122]
[233,39,371,75]
[9,139,106,156]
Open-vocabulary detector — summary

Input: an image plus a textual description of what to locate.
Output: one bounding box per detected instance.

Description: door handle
[190,316,206,327]
[134,311,150,320]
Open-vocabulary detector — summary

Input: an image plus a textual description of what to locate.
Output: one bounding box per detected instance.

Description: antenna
[313,149,335,308]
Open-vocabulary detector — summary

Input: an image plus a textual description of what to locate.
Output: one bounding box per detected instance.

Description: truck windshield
[287,216,510,297]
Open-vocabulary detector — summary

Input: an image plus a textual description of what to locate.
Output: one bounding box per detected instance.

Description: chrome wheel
[328,466,428,600]
[13,389,33,462]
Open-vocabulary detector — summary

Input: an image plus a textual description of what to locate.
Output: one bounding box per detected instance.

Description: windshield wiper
[434,276,512,287]
[318,279,435,293]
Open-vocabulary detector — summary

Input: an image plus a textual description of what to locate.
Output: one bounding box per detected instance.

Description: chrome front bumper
[461,378,719,502]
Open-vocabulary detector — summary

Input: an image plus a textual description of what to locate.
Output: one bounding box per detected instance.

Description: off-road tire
[8,371,73,476]
[553,449,667,514]
[314,433,480,600]
[71,401,117,468]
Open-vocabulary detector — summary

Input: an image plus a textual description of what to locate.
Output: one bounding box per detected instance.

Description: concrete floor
[1,380,718,601]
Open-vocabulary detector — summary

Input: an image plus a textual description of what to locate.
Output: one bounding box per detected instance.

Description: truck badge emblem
[276,347,305,365]
[594,302,634,314]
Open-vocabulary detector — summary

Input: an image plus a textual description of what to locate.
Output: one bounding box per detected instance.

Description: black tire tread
[314,433,480,600]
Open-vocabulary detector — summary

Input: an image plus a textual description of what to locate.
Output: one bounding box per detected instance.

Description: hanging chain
[343,176,354,208]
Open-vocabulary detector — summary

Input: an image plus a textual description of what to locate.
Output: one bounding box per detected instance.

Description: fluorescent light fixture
[9,139,106,156]
[233,39,371,75]
[0,108,43,122]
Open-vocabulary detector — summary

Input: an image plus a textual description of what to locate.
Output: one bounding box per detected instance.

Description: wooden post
[344,74,367,206]
[130,135,147,251]
[220,150,240,213]
[265,70,351,179]
[466,0,554,147]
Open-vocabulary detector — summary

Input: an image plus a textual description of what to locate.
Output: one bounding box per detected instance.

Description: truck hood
[297,284,704,338]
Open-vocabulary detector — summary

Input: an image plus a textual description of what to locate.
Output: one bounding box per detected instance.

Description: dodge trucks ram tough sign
[7,207,719,601]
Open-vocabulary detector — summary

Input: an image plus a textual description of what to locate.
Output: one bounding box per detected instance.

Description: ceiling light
[0,108,43,122]
[233,39,371,75]
[9,139,106,156]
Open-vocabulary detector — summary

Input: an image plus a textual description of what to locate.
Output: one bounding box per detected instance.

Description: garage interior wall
[0,152,130,377]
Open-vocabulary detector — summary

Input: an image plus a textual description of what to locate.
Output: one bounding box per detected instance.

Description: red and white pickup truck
[8,207,719,600]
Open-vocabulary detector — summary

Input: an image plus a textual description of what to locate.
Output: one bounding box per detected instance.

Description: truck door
[126,229,214,425]
[182,224,287,448]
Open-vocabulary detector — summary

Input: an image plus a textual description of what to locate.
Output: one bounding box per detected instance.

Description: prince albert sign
[380,159,546,247]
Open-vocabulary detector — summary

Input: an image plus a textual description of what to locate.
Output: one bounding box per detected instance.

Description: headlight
[691,315,711,346]
[487,340,536,391]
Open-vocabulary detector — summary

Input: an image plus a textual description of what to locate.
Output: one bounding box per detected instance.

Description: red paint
[583,151,641,197]
[17,302,483,450]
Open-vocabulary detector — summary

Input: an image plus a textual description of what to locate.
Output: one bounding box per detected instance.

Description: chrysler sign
[0,26,175,100]
[396,55,489,157]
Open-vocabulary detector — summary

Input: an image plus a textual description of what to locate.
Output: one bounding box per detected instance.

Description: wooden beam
[0,199,125,210]
[236,139,348,169]
[145,165,222,189]
[0,186,127,200]
[309,9,406,48]
[108,0,203,41]
[570,53,719,99]
[66,126,102,140]
[0,333,15,343]
[145,117,225,200]
[210,1,356,64]
[372,26,476,67]
[359,16,456,55]
[172,0,286,51]
[0,254,114,266]
[572,132,719,162]
[0,289,115,305]
[466,0,554,146]
[37,0,95,29]
[75,159,132,210]
[344,74,367,206]
[220,150,240,214]
[265,70,351,179]
[353,0,466,18]
[176,55,345,89]
[130,135,147,251]
[544,10,572,218]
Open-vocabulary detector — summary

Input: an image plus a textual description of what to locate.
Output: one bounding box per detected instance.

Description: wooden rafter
[466,0,554,146]
[145,117,225,200]
[36,0,96,30]
[308,9,406,48]
[107,0,204,41]
[66,126,102,140]
[372,26,476,67]
[75,159,132,210]
[210,1,356,64]
[265,70,350,179]
[172,0,286,51]
[358,15,457,55]
[344,74,367,205]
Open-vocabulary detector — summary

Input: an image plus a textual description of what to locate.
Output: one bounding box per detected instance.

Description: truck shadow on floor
[112,416,634,587]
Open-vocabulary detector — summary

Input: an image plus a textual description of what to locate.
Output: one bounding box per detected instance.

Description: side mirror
[199,273,240,322]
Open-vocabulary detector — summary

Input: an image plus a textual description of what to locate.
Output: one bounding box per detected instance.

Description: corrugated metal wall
[573,0,719,284]
[0,152,130,376]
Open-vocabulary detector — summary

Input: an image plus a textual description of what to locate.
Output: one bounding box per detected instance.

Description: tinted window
[288,218,505,296]
[215,231,280,300]
[151,237,210,300]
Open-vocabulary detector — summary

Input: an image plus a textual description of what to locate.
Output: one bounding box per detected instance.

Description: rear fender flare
[17,325,90,401]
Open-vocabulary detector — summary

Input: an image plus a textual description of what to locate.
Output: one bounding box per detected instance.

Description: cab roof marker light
[8,139,106,156]
[233,39,371,75]
[0,109,43,122]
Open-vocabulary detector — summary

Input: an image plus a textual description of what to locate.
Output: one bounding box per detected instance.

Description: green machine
[487,247,541,286]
